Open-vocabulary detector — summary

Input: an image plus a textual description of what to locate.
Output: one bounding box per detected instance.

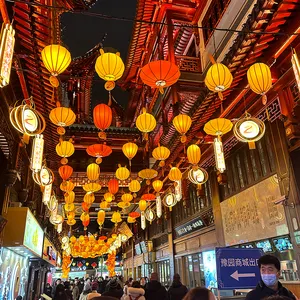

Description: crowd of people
[43,255,297,300]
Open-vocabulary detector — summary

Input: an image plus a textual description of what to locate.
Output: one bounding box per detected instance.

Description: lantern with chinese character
[162,193,177,211]
[30,135,44,171]
[32,165,55,186]
[188,167,209,185]
[145,208,156,224]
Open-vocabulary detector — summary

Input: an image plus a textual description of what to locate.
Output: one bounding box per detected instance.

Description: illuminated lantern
[60,180,75,192]
[42,183,52,204]
[86,144,112,164]
[138,199,147,212]
[188,168,209,185]
[152,144,170,167]
[56,140,75,165]
[145,208,156,224]
[156,195,162,218]
[152,180,163,194]
[80,212,90,230]
[135,108,156,140]
[138,168,158,185]
[97,210,106,229]
[128,179,141,197]
[100,201,110,209]
[58,165,73,181]
[292,49,300,92]
[82,202,90,212]
[49,105,76,135]
[67,211,75,220]
[84,192,95,205]
[122,142,138,166]
[67,219,76,226]
[111,211,122,226]
[41,44,71,87]
[141,193,156,201]
[127,216,136,223]
[104,192,114,203]
[116,165,130,181]
[108,179,119,195]
[140,60,180,94]
[187,144,201,166]
[129,212,140,219]
[93,104,112,139]
[173,114,192,143]
[213,138,226,173]
[87,163,100,181]
[204,63,233,100]
[32,165,55,186]
[64,203,75,212]
[31,135,44,171]
[233,113,265,149]
[247,63,272,105]
[121,193,133,203]
[141,212,146,230]
[47,194,58,211]
[175,179,182,202]
[117,202,130,209]
[83,182,101,193]
[163,193,177,211]
[64,191,75,204]
[168,167,182,182]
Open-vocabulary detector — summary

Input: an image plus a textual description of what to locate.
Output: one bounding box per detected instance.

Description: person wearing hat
[168,274,188,300]
[102,278,124,299]
[145,272,167,300]
[87,281,102,300]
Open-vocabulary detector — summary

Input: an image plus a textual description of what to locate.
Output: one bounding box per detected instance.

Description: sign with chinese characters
[31,135,44,171]
[221,175,289,246]
[175,217,205,238]
[213,138,226,173]
[216,248,263,290]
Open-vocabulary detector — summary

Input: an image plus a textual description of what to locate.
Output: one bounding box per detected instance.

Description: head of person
[105,276,109,280]
[64,281,71,290]
[109,278,119,290]
[131,281,141,288]
[16,296,22,300]
[55,279,62,285]
[173,273,181,283]
[140,277,146,286]
[258,255,281,288]
[54,284,65,296]
[129,277,133,283]
[150,272,159,282]
[92,281,98,291]
[46,283,51,288]
[183,287,215,300]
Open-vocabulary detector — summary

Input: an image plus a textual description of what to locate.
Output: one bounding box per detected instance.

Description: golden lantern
[173,114,192,143]
[60,180,75,192]
[82,202,90,212]
[97,210,106,229]
[87,163,100,181]
[104,192,114,203]
[122,142,138,166]
[111,211,122,225]
[115,165,130,181]
[56,140,75,165]
[145,208,156,224]
[49,105,76,135]
[128,179,141,197]
[204,62,233,100]
[67,211,75,220]
[117,202,130,209]
[163,193,177,211]
[32,165,55,186]
[247,63,272,105]
[84,192,95,205]
[188,167,209,185]
[152,180,163,194]
[187,144,201,166]
[138,199,147,212]
[138,168,158,185]
[136,108,156,140]
[204,118,233,136]
[41,45,71,87]
[64,191,75,204]
[67,219,76,226]
[152,144,170,167]
[83,182,101,193]
[80,212,90,230]
[168,167,182,181]
[100,201,110,209]
[127,216,136,223]
[64,203,75,212]
[121,193,133,203]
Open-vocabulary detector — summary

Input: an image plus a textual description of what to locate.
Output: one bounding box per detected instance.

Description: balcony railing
[176,55,201,73]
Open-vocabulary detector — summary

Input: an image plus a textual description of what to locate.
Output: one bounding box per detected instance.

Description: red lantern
[108,179,119,195]
[99,236,107,241]
[93,104,112,139]
[91,262,97,268]
[78,262,83,268]
[82,202,90,212]
[129,212,140,218]
[141,193,156,201]
[58,165,73,181]
[86,144,112,159]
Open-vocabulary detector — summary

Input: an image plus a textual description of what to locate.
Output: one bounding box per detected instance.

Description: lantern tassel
[108,91,112,107]
[262,94,267,105]
[248,141,256,149]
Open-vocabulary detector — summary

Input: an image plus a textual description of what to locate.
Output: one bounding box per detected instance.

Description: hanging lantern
[129,179,141,197]
[141,212,146,230]
[31,135,44,171]
[115,165,130,181]
[121,193,133,203]
[188,167,209,185]
[80,212,90,230]
[32,165,55,186]
[41,44,71,87]
[64,191,75,204]
[173,114,192,143]
[84,192,95,205]
[108,179,119,195]
[127,216,136,223]
[145,208,156,224]
[156,195,162,218]
[141,193,156,201]
[213,138,226,173]
[111,211,122,226]
[152,180,163,194]
[60,180,75,192]
[168,167,182,182]
[56,139,75,165]
[104,192,114,203]
[138,199,147,212]
[82,202,90,212]
[87,163,100,181]
[175,180,182,202]
[117,202,130,210]
[83,182,101,193]
[122,142,138,166]
[140,60,180,94]
[187,144,201,167]
[64,203,75,212]
[163,193,177,211]
[233,113,265,149]
[152,144,170,167]
[49,105,76,135]
[100,201,110,209]
[47,194,58,211]
[93,104,112,139]
[135,108,156,141]
[138,168,158,185]
[67,219,76,226]
[204,118,233,137]
[204,62,233,100]
[129,212,140,219]
[67,211,75,220]
[58,165,73,181]
[292,49,300,91]
[42,183,52,204]
[86,144,112,164]
[97,210,106,229]
[247,63,272,105]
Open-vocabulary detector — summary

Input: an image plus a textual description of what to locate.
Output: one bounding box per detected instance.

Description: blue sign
[216,247,263,290]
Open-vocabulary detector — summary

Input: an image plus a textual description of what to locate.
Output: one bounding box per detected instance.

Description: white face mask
[261,274,278,287]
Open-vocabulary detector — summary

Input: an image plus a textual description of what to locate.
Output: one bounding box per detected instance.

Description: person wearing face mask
[245,254,296,300]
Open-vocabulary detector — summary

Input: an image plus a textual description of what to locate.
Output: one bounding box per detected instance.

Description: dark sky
[61,0,137,109]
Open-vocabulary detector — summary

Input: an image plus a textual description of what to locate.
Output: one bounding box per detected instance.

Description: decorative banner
[221,174,289,246]
[42,183,52,204]
[141,212,146,230]
[175,180,182,201]
[31,135,44,171]
[117,222,133,239]
[213,138,226,173]
[156,195,162,218]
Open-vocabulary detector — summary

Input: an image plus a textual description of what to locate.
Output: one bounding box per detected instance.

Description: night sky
[61,0,137,109]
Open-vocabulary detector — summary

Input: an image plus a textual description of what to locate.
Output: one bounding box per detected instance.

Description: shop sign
[175,217,205,238]
[42,237,57,266]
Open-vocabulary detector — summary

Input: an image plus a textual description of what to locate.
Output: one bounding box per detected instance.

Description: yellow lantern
[152,144,170,167]
[56,140,75,165]
[84,192,95,205]
[128,179,141,197]
[117,201,130,209]
[60,180,75,192]
[168,167,182,181]
[187,144,201,166]
[97,210,106,229]
[138,168,158,185]
[127,216,136,223]
[115,165,130,181]
[203,118,233,136]
[64,191,75,204]
[49,106,76,135]
[67,211,75,220]
[173,114,192,143]
[204,63,233,100]
[41,45,71,87]
[64,203,75,212]
[83,182,101,193]
[247,63,272,105]
[121,193,133,203]
[152,180,163,194]
[87,163,100,181]
[122,142,138,166]
[104,192,114,203]
[139,199,147,212]
[100,201,110,209]
[136,108,156,140]
[111,211,122,225]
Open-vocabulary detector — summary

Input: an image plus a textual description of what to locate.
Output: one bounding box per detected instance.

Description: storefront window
[157,260,170,288]
[184,254,205,289]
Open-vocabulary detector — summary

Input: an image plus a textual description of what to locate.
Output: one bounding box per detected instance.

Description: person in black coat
[102,278,123,300]
[145,272,167,300]
[44,283,53,297]
[168,274,188,300]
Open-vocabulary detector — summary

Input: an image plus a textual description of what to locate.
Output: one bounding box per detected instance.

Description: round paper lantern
[129,212,140,219]
[67,219,76,226]
[203,118,233,136]
[93,104,112,139]
[64,191,75,204]
[87,163,100,181]
[152,144,170,167]
[49,106,76,135]
[127,216,136,223]
[115,165,130,181]
[83,182,101,193]
[138,168,158,185]
[128,180,141,194]
[145,208,156,224]
[60,180,74,192]
[104,192,114,203]
[247,63,272,105]
[56,140,75,165]
[32,165,55,186]
[139,199,147,212]
[86,144,112,164]
[64,203,75,212]
[84,192,95,205]
[82,202,90,212]
[122,142,138,165]
[141,193,156,201]
[168,167,182,181]
[100,201,110,209]
[108,179,119,195]
[59,165,73,181]
[136,108,156,140]
[140,60,180,93]
[162,192,177,211]
[121,193,133,203]
[152,180,163,193]
[111,211,122,225]
[187,144,201,166]
[188,167,209,185]
[80,212,90,229]
[173,114,192,143]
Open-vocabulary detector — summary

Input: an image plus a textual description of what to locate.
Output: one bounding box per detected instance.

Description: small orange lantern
[93,104,112,139]
[173,114,192,143]
[108,179,119,194]
[169,167,182,181]
[86,144,112,164]
[58,165,73,181]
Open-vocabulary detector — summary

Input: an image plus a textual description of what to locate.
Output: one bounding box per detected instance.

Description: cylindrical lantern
[141,212,146,230]
[187,144,201,166]
[156,195,162,218]
[138,199,147,212]
[108,179,119,194]
[31,134,44,171]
